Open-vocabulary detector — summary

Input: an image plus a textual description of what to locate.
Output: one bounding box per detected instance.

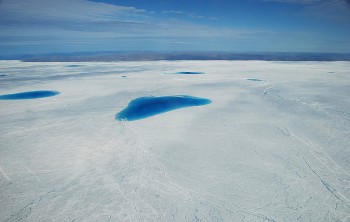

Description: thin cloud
[303,0,350,22]
[162,10,185,14]
[2,0,346,53]
[0,0,146,23]
[0,0,269,45]
[262,0,350,22]
[262,0,323,4]
[162,9,210,20]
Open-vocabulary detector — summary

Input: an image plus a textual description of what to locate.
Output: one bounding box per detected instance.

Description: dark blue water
[0,90,60,100]
[246,78,262,81]
[0,74,7,77]
[66,65,82,68]
[116,95,211,121]
[176,72,204,75]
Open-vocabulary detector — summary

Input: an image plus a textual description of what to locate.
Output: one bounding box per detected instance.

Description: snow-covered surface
[0,60,349,221]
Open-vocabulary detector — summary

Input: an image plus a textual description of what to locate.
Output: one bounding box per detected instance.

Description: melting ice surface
[0,90,60,100]
[116,95,211,121]
[246,78,262,81]
[176,71,204,74]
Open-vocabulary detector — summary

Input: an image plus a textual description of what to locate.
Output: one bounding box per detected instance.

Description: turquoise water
[0,90,60,100]
[176,72,204,74]
[116,95,211,121]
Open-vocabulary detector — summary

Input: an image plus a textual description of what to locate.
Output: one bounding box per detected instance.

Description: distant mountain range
[2,52,350,62]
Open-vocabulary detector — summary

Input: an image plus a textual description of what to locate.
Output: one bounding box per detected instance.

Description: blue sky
[0,0,350,56]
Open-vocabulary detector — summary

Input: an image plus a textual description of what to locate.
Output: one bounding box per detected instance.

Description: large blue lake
[116,95,211,121]
[0,90,60,100]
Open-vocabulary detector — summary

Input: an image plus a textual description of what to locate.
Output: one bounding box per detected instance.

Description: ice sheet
[0,60,349,221]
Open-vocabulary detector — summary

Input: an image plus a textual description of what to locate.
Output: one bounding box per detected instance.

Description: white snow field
[0,60,349,222]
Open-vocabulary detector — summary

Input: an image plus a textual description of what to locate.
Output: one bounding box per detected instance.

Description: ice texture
[0,60,349,222]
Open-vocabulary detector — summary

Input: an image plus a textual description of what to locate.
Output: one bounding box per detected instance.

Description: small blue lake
[246,78,262,81]
[0,90,60,100]
[66,65,83,68]
[176,72,204,75]
[116,95,211,121]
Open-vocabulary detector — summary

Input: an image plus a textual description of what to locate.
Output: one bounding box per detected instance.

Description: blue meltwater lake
[0,90,60,100]
[116,95,211,121]
[176,71,204,75]
[246,78,262,81]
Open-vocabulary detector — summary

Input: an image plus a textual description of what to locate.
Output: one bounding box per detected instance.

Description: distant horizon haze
[3,51,349,62]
